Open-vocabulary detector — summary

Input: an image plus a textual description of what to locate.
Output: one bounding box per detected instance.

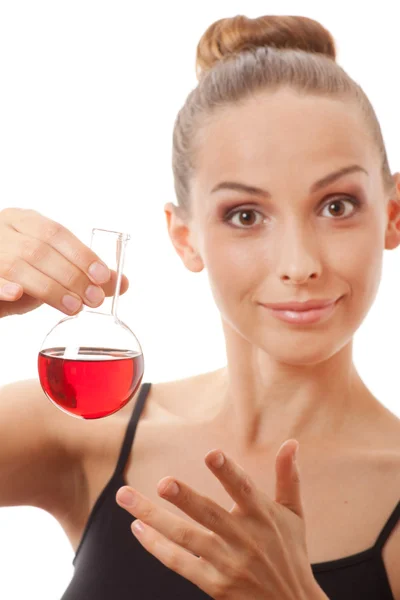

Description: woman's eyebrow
[210,164,369,197]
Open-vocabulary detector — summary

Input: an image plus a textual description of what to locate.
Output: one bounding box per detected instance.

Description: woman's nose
[275,223,322,284]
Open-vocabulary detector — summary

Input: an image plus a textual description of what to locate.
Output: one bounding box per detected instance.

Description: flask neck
[82,228,130,318]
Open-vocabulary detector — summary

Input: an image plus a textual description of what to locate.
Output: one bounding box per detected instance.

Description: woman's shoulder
[369,401,400,456]
[77,374,400,495]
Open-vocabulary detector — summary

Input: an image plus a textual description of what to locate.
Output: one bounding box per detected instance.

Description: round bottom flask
[37,228,144,419]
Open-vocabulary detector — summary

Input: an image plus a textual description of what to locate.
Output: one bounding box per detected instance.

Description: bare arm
[0,378,84,519]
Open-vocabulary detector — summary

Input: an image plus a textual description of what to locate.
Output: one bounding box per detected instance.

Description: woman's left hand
[116,439,328,600]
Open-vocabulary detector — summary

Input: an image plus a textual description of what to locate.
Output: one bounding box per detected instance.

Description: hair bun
[196,15,337,80]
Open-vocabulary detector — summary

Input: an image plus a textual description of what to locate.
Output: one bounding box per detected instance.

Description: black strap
[374,500,400,550]
[115,382,152,476]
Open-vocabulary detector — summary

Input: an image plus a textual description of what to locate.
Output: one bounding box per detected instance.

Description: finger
[0,264,128,317]
[275,440,304,519]
[5,208,111,285]
[115,486,220,563]
[205,450,265,517]
[156,477,242,544]
[101,270,129,297]
[129,519,215,597]
[0,279,23,301]
[0,258,85,315]
[9,231,108,307]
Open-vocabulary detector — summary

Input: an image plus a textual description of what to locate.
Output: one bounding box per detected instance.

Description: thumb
[274,439,304,519]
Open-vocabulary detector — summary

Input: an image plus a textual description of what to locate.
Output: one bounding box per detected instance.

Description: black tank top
[61,382,399,600]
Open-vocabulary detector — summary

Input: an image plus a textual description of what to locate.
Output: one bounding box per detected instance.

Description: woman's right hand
[0,208,129,319]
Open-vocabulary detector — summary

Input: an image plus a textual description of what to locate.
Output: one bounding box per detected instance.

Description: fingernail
[89,261,110,283]
[211,452,225,468]
[132,520,145,533]
[85,285,105,304]
[118,489,135,506]
[2,283,22,297]
[62,294,82,313]
[163,481,180,497]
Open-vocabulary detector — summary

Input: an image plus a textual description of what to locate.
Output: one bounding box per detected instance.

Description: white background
[0,1,399,598]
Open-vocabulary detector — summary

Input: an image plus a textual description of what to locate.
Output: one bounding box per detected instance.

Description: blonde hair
[172,14,395,220]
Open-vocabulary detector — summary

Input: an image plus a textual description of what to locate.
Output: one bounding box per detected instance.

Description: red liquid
[38,346,144,419]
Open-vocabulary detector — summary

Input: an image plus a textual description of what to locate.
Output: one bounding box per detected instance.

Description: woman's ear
[164,202,204,273]
[385,172,400,250]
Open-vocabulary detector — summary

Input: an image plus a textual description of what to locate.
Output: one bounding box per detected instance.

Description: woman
[0,13,399,600]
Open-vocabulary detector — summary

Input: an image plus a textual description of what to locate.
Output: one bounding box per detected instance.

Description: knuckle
[40,219,64,243]
[70,247,83,265]
[174,526,193,548]
[167,547,181,571]
[0,255,18,279]
[212,575,231,600]
[243,545,263,568]
[224,558,242,580]
[63,267,82,289]
[21,238,48,264]
[221,556,255,590]
[238,475,253,496]
[141,505,154,522]
[204,505,221,529]
[38,278,55,298]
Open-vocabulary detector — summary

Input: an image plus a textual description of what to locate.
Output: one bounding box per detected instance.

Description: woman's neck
[205,342,377,453]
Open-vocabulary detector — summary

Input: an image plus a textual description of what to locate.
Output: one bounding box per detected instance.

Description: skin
[114,87,400,597]
[117,442,330,599]
[161,87,400,453]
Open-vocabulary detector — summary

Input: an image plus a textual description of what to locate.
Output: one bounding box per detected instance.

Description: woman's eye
[229,209,264,228]
[224,208,265,228]
[320,197,359,219]
[224,197,359,229]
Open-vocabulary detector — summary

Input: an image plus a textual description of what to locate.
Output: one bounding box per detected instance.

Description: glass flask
[37,228,144,419]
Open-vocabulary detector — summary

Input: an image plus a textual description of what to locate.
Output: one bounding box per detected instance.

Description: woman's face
[173,89,395,364]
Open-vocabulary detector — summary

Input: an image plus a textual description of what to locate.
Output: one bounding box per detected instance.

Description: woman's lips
[263,297,342,324]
